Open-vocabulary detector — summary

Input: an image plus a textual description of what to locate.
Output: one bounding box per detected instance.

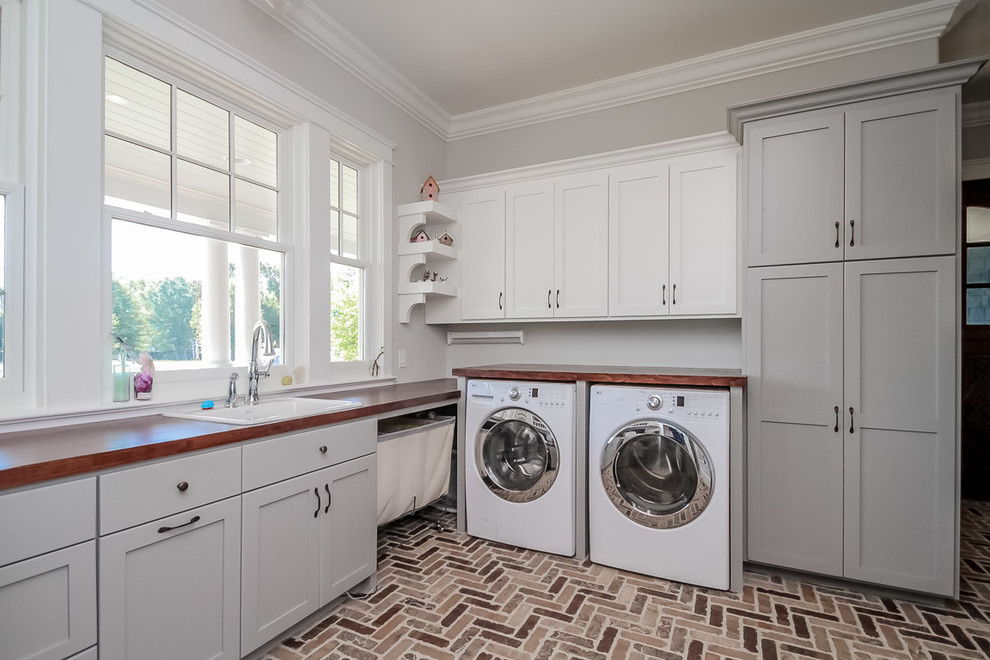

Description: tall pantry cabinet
[735,60,983,598]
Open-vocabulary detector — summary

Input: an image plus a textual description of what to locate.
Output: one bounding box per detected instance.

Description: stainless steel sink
[163,397,362,425]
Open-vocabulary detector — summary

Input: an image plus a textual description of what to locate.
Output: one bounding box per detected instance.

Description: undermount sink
[163,397,362,426]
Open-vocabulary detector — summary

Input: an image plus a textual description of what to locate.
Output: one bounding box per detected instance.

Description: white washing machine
[465,379,576,556]
[589,384,730,589]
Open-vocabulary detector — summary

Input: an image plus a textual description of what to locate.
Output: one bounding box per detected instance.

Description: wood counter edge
[450,367,747,388]
[0,388,460,491]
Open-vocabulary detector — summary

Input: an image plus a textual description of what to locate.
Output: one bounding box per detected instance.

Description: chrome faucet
[247,320,276,405]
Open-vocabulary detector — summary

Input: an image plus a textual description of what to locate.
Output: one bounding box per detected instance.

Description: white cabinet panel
[746,112,844,266]
[554,172,609,318]
[458,187,506,319]
[0,541,96,660]
[669,151,737,315]
[843,257,956,595]
[0,477,95,567]
[746,264,844,575]
[844,93,956,261]
[241,473,321,654]
[99,497,241,660]
[608,162,669,316]
[322,454,377,601]
[505,180,554,318]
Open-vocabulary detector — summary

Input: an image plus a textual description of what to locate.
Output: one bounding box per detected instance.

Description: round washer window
[600,420,714,529]
[477,409,559,503]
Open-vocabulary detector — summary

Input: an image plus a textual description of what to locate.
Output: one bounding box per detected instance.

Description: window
[329,157,367,363]
[965,194,990,327]
[105,55,286,371]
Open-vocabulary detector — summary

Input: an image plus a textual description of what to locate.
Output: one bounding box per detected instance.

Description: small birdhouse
[411,229,431,243]
[420,175,439,201]
[437,231,454,247]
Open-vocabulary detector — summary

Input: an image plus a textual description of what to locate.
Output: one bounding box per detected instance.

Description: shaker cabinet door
[505,180,554,319]
[844,92,956,261]
[458,187,506,320]
[746,264,844,576]
[554,172,609,318]
[746,112,844,267]
[843,257,956,596]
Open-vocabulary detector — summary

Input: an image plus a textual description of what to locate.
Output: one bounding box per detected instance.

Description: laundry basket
[376,414,455,526]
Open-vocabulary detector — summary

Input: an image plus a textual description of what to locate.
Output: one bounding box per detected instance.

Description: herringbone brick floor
[264,501,990,659]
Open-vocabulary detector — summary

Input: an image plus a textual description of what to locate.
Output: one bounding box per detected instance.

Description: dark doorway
[962,178,990,500]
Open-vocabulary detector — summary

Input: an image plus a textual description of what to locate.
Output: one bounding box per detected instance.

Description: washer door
[476,408,559,503]
[600,419,714,529]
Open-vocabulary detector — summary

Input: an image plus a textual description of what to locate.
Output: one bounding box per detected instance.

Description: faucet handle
[261,358,275,377]
[225,371,239,408]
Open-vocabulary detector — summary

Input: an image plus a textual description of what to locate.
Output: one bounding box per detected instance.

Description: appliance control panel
[592,385,729,420]
[468,380,574,409]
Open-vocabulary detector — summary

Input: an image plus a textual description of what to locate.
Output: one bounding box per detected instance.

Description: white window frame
[328,154,384,381]
[102,50,295,399]
[0,0,29,403]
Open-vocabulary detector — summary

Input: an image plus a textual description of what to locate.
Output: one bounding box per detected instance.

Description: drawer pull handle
[662,284,666,306]
[158,515,200,534]
[556,289,560,309]
[176,481,189,492]
[319,445,328,454]
[834,221,840,248]
[672,283,677,306]
[547,289,552,309]
[324,484,332,513]
[849,219,855,247]
[314,487,321,518]
[833,406,839,433]
[849,406,855,434]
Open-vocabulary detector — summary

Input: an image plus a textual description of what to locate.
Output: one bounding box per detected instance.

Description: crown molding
[727,57,986,140]
[245,0,451,139]
[252,0,962,142]
[446,0,963,140]
[440,132,739,194]
[963,100,990,129]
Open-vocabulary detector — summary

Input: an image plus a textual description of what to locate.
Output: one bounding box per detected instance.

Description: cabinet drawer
[0,478,96,567]
[99,447,241,535]
[242,418,376,491]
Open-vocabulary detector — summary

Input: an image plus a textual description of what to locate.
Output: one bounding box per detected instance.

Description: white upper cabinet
[608,161,670,316]
[844,93,956,261]
[457,187,506,320]
[609,150,737,317]
[745,89,956,266]
[669,151,738,316]
[440,136,739,323]
[746,112,844,267]
[554,172,609,318]
[505,180,555,319]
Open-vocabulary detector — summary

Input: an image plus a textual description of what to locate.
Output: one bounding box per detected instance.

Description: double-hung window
[104,55,286,373]
[0,0,25,399]
[329,157,368,364]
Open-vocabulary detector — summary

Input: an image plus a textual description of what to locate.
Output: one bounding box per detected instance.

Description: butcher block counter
[451,363,746,387]
[0,378,460,491]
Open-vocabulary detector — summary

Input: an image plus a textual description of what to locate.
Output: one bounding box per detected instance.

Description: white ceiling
[307,0,938,116]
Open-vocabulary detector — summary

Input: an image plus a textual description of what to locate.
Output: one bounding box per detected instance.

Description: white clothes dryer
[465,379,576,556]
[589,384,730,589]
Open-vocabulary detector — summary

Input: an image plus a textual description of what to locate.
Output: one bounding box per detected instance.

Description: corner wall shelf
[397,200,459,323]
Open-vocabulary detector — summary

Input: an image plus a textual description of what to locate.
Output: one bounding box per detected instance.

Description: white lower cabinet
[747,257,956,596]
[0,477,97,660]
[99,496,242,660]
[241,453,377,655]
[0,541,97,660]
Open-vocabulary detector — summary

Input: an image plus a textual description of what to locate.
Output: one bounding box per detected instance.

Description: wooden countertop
[451,364,747,387]
[0,379,460,491]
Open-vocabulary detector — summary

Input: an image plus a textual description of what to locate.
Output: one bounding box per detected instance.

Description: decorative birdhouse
[437,231,454,247]
[411,229,431,243]
[420,175,439,201]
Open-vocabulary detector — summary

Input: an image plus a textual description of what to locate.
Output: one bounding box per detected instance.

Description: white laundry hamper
[376,414,455,526]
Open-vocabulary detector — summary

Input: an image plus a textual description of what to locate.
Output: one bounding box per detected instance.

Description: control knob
[646,395,662,410]
[508,387,521,401]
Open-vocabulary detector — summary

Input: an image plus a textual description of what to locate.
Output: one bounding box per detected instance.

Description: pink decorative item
[134,352,155,400]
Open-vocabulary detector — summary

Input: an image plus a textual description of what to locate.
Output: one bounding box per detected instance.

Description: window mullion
[229,109,236,232]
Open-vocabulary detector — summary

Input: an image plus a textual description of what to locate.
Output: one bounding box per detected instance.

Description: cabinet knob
[176,481,189,492]
[319,445,328,454]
